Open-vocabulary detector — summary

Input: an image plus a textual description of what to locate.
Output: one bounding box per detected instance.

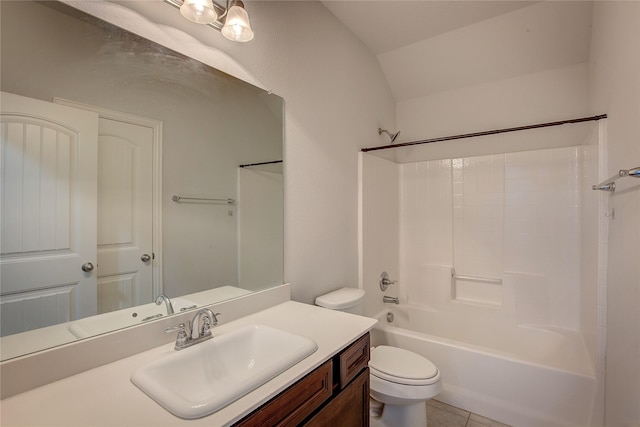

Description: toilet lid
[315,287,365,310]
[369,346,438,382]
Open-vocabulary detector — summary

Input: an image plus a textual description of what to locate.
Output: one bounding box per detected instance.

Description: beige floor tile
[428,399,471,418]
[392,399,512,427]
[426,402,469,427]
[468,413,512,427]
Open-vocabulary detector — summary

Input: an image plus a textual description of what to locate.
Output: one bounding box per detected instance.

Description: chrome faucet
[155,294,174,315]
[383,296,399,305]
[165,308,220,350]
[190,308,219,339]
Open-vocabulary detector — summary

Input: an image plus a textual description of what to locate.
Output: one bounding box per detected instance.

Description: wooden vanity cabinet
[234,332,370,427]
[304,367,369,427]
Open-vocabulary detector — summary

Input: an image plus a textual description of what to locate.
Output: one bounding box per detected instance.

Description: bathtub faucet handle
[380,271,398,291]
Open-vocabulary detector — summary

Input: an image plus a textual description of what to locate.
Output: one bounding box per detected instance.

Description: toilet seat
[369,346,442,406]
[369,346,440,386]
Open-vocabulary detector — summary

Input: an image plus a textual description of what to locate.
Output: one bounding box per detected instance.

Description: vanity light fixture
[165,0,254,42]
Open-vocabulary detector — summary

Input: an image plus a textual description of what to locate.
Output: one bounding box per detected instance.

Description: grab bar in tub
[592,166,640,193]
[452,272,502,285]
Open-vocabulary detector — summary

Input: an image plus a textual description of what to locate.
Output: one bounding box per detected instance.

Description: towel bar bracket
[592,166,639,193]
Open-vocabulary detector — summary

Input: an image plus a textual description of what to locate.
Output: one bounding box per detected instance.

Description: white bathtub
[369,304,597,427]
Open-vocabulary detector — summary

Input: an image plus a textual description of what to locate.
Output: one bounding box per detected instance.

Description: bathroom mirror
[0,0,284,360]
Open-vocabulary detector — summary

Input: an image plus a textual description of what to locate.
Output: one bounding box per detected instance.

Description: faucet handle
[165,323,189,349]
[164,323,185,333]
[210,312,220,326]
[380,271,398,291]
[200,313,221,336]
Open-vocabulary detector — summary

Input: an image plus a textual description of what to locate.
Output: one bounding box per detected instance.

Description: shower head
[378,127,401,143]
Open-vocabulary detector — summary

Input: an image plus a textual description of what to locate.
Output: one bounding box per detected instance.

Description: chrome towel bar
[592,167,640,193]
[171,195,235,204]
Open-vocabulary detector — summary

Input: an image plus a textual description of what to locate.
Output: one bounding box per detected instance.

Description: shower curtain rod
[239,160,283,168]
[361,114,607,153]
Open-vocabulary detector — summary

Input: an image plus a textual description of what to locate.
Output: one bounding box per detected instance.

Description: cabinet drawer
[338,332,370,389]
[303,367,370,427]
[234,360,333,427]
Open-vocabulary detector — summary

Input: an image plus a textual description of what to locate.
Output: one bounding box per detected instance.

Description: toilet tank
[315,287,365,315]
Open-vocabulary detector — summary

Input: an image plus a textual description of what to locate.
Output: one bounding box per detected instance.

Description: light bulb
[180,0,217,24]
[221,4,254,42]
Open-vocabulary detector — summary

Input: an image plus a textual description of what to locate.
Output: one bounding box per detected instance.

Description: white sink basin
[131,324,318,419]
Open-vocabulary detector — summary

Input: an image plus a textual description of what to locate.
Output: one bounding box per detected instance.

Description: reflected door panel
[96,118,154,313]
[0,92,98,335]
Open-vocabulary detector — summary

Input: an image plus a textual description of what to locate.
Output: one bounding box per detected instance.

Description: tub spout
[383,296,399,305]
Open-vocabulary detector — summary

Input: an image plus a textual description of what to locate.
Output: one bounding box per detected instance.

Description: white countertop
[0,301,376,427]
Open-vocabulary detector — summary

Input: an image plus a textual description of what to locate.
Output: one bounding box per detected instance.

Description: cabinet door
[234,360,332,427]
[304,368,370,427]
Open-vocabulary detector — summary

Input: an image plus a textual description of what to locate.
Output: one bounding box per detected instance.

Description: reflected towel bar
[452,273,502,285]
[171,195,235,204]
[592,166,640,193]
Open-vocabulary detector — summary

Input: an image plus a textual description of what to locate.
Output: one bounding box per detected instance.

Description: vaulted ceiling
[322,1,593,102]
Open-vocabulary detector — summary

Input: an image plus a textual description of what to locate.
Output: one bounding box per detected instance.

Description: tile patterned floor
[427,400,512,427]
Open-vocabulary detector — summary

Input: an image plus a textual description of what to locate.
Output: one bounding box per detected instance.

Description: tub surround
[359,134,604,425]
[1,300,376,426]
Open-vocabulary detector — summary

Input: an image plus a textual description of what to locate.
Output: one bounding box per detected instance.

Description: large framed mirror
[0,0,284,360]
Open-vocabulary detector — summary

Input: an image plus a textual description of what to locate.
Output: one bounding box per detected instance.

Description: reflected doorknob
[141,254,152,263]
[81,262,95,272]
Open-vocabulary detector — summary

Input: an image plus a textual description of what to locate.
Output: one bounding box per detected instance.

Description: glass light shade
[180,0,217,24]
[221,5,254,42]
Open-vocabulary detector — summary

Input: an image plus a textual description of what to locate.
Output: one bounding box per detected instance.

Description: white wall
[359,153,399,315]
[589,2,640,426]
[396,63,591,161]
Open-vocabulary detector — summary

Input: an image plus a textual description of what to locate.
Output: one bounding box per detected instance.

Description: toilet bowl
[369,345,442,426]
[315,287,442,427]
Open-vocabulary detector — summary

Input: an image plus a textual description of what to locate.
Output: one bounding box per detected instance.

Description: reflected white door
[0,92,98,336]
[95,118,154,313]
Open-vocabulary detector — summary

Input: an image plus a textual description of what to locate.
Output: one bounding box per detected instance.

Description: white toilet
[315,287,442,427]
